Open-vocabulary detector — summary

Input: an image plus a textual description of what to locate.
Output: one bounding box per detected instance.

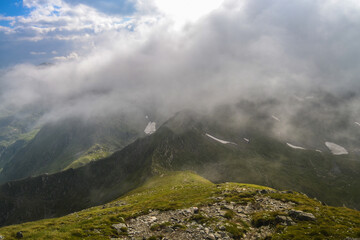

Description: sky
[1,0,360,124]
[0,0,223,67]
[0,0,138,67]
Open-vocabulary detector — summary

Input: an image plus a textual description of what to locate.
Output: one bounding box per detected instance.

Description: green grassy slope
[0,116,145,183]
[0,133,158,226]
[0,112,41,169]
[0,171,358,239]
[147,111,360,209]
[0,111,359,227]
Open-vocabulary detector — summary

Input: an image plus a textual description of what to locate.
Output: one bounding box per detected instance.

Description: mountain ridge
[0,171,359,239]
[0,110,359,227]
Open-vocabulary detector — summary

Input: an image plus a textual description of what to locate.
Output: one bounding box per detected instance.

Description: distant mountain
[150,110,360,209]
[0,111,41,171]
[0,171,359,239]
[0,110,359,227]
[0,114,153,183]
[2,90,359,182]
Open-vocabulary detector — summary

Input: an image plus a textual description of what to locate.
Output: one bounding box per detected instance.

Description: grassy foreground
[0,171,359,239]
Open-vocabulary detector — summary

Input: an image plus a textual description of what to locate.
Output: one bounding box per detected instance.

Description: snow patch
[316,149,322,153]
[206,133,235,145]
[271,115,280,121]
[325,142,348,155]
[286,143,306,150]
[145,115,149,119]
[243,138,250,143]
[355,122,360,127]
[144,122,156,135]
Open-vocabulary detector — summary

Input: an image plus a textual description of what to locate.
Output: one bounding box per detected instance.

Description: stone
[112,223,128,233]
[220,231,227,238]
[148,216,157,223]
[219,225,226,231]
[192,207,199,214]
[260,189,269,194]
[16,231,23,239]
[112,223,127,229]
[208,233,216,240]
[289,210,316,221]
[275,215,295,226]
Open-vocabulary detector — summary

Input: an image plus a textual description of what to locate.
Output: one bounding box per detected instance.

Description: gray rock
[276,215,295,226]
[289,210,316,221]
[192,207,199,214]
[16,231,23,239]
[260,189,269,194]
[220,231,227,238]
[208,233,216,240]
[215,232,222,239]
[112,223,128,233]
[112,223,127,229]
[219,225,226,231]
[147,216,157,223]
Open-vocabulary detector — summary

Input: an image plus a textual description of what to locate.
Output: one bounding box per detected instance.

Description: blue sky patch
[0,0,30,17]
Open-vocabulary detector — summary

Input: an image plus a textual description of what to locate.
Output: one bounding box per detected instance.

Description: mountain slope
[151,111,360,209]
[0,133,157,226]
[0,110,359,227]
[0,171,359,239]
[0,115,148,183]
[0,111,41,170]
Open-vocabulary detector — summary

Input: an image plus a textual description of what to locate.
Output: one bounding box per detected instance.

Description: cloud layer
[1,0,360,124]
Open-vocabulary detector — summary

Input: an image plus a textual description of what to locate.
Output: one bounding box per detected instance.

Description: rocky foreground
[0,171,359,239]
[110,186,317,240]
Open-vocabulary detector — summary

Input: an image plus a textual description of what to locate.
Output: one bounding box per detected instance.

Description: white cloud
[5,0,135,42]
[1,0,360,124]
[30,51,47,55]
[53,52,79,61]
[153,0,223,28]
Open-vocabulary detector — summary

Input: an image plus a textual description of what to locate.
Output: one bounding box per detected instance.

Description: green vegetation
[188,214,216,225]
[0,171,359,240]
[224,209,236,219]
[151,119,360,210]
[252,211,286,227]
[150,222,171,231]
[0,116,142,183]
[224,222,245,239]
[0,171,216,239]
[147,235,164,240]
[64,144,111,170]
[268,191,360,240]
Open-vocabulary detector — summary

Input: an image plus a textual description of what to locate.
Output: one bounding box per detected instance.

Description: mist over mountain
[0,1,360,238]
[1,0,360,127]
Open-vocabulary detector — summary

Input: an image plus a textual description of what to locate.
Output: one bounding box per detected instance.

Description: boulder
[289,210,316,221]
[16,231,23,239]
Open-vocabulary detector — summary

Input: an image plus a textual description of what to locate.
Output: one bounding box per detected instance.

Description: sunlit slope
[151,111,360,209]
[0,110,359,227]
[0,171,359,239]
[0,116,146,183]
